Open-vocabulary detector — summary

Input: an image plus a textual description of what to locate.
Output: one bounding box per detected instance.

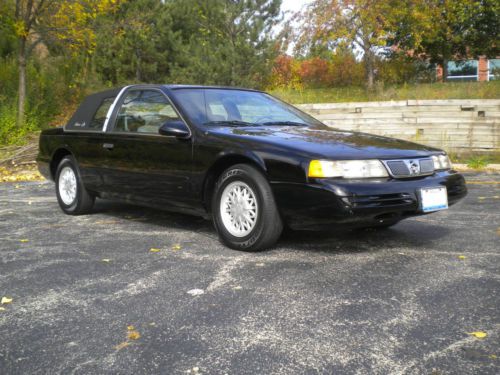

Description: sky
[277,0,313,54]
[281,0,312,13]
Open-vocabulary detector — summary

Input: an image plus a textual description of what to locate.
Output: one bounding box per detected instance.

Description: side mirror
[159,120,190,139]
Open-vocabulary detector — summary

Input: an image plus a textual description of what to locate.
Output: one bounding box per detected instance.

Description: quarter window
[114,90,180,134]
[89,97,115,130]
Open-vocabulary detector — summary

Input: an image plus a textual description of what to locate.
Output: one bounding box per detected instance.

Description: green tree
[390,0,499,79]
[2,0,117,127]
[166,0,282,88]
[94,0,178,84]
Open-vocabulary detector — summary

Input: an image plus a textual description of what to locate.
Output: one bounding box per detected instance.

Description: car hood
[205,124,441,160]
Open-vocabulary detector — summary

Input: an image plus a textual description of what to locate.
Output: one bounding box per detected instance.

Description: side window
[89,97,115,130]
[114,90,180,134]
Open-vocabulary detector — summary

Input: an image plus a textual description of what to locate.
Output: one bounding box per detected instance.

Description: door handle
[102,143,114,150]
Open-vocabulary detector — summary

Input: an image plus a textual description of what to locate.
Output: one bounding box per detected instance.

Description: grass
[448,152,500,167]
[270,81,500,104]
[465,155,493,169]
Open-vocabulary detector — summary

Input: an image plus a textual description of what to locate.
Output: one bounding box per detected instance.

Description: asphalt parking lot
[0,173,499,374]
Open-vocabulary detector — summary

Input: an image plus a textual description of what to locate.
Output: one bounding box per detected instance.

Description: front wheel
[212,164,283,251]
[55,155,95,215]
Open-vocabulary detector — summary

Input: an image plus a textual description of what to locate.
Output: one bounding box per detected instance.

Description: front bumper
[272,170,467,230]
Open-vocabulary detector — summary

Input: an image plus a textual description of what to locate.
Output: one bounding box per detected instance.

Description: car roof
[91,84,262,95]
[162,84,262,92]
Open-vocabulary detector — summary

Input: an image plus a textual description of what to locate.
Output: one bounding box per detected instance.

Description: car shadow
[279,221,452,254]
[91,199,214,234]
[91,199,452,254]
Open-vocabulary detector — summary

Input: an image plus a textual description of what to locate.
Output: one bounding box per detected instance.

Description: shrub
[0,104,38,145]
[298,57,331,87]
[0,55,79,146]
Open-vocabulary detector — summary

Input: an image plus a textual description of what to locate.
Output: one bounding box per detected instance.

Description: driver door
[101,89,197,209]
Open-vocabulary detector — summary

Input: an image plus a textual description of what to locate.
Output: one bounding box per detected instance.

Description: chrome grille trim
[382,158,435,178]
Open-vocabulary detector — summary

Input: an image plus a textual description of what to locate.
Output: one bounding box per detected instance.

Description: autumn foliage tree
[292,0,396,90]
[4,0,117,127]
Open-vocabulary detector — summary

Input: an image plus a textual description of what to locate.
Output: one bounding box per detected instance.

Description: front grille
[419,159,434,173]
[386,161,409,176]
[383,158,434,178]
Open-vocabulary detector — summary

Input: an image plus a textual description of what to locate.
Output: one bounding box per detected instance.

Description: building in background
[436,57,500,81]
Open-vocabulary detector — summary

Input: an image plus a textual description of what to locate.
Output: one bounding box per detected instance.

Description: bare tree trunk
[442,59,448,82]
[365,50,375,90]
[135,49,142,82]
[17,37,27,128]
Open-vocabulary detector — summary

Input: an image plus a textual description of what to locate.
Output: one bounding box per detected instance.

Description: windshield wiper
[260,121,306,126]
[204,120,254,127]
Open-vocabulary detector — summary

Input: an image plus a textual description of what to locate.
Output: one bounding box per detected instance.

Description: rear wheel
[212,164,283,251]
[55,155,94,215]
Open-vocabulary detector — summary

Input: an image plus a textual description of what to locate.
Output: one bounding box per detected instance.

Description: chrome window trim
[382,158,435,179]
[106,87,192,138]
[102,85,131,132]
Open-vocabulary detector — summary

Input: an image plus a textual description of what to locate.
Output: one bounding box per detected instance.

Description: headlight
[308,160,388,178]
[431,154,452,170]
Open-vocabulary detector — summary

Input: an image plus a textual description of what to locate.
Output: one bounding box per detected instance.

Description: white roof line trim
[102,85,131,132]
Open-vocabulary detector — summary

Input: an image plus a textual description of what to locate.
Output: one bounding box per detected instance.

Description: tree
[293,0,396,89]
[4,0,117,127]
[390,0,499,80]
[466,0,500,58]
[94,0,175,84]
[166,0,282,88]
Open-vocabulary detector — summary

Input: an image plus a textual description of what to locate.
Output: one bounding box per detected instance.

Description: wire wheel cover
[59,166,77,205]
[220,181,258,237]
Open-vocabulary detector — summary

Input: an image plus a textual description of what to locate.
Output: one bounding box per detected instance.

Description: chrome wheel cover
[58,166,77,205]
[220,181,258,237]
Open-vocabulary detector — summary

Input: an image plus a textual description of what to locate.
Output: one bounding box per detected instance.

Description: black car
[37,84,467,251]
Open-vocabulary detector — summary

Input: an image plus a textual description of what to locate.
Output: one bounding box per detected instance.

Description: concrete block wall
[298,99,500,154]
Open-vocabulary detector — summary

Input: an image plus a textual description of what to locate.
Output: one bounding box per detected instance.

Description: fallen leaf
[187,289,204,296]
[489,354,497,359]
[127,330,141,340]
[115,341,130,351]
[20,239,29,243]
[127,325,135,331]
[458,255,466,260]
[149,248,161,253]
[468,331,487,339]
[496,227,500,236]
[172,244,182,251]
[1,297,13,304]
[95,220,119,225]
[0,307,5,311]
[102,259,111,263]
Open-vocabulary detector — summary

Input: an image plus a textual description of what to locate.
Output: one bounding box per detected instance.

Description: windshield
[170,88,324,127]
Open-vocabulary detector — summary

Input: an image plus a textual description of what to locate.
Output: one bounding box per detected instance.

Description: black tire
[212,164,283,251]
[55,155,95,215]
